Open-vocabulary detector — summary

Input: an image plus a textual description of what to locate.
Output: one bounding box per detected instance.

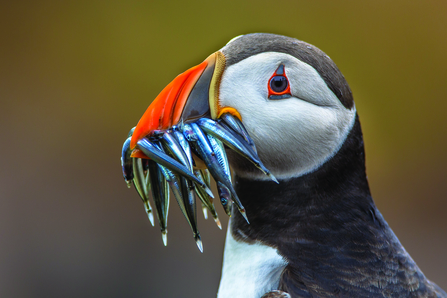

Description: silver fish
[137,138,214,196]
[161,131,191,171]
[156,163,185,220]
[131,158,155,226]
[148,160,170,246]
[220,113,257,153]
[155,140,202,251]
[194,169,221,229]
[207,134,231,180]
[200,169,211,188]
[217,181,233,217]
[179,176,202,252]
[121,137,133,187]
[188,123,248,223]
[197,118,278,183]
[172,127,194,171]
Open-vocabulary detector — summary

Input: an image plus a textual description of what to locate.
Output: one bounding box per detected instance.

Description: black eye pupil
[270,76,288,93]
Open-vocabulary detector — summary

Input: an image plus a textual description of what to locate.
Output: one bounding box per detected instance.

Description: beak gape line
[121,59,277,252]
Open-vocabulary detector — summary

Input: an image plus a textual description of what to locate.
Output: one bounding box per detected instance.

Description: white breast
[217,222,288,298]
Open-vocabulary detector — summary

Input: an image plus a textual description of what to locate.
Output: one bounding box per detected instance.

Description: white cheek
[219,52,356,180]
[248,100,355,178]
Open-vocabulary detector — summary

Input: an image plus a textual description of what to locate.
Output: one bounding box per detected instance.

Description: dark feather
[230,116,446,298]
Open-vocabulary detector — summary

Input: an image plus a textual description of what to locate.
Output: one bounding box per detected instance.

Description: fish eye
[268,64,291,100]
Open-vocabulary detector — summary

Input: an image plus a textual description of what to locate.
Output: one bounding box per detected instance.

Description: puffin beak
[122,49,277,250]
[130,51,229,151]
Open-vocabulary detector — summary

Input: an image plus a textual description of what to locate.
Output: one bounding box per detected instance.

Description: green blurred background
[1,1,446,297]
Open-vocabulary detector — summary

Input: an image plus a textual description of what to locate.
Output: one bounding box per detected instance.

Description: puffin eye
[268,64,291,100]
[270,76,288,93]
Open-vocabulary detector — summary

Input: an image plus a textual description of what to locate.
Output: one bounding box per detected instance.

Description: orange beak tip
[130,58,211,150]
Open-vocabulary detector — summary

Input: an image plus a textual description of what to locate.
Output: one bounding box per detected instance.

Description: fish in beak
[121,51,276,251]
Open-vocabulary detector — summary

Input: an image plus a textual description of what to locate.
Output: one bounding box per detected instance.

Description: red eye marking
[268,64,291,100]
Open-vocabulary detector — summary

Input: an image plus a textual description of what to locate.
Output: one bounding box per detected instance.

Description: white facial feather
[217,223,287,298]
[219,52,356,180]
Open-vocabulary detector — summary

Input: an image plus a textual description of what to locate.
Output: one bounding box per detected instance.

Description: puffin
[122,33,446,298]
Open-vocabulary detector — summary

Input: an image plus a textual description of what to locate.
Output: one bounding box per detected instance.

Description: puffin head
[219,33,356,180]
[131,33,356,181]
[124,33,359,248]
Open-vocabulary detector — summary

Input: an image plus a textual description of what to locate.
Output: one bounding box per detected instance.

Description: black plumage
[229,116,446,297]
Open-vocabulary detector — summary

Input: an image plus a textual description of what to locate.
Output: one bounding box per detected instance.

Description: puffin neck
[230,114,378,247]
[227,115,437,298]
